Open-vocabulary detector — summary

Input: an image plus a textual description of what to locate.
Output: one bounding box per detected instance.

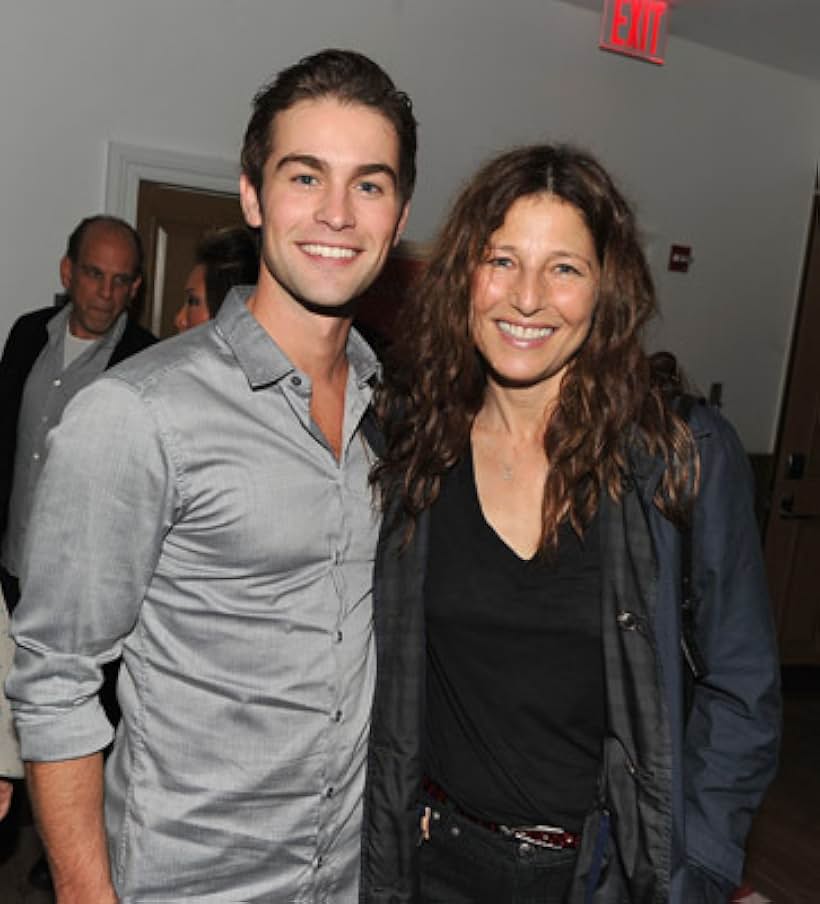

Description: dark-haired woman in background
[174,225,258,332]
[360,145,780,903]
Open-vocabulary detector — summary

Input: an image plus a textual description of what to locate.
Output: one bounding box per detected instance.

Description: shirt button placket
[330,619,343,723]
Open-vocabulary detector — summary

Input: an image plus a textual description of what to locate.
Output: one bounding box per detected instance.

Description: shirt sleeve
[6,375,177,762]
[683,410,781,886]
[0,594,24,778]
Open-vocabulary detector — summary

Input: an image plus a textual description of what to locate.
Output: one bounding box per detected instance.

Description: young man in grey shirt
[8,49,416,903]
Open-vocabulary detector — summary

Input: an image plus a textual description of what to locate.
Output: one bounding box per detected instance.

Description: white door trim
[105,141,240,223]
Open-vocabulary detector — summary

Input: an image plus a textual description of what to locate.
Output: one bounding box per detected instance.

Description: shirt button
[32,452,40,461]
[290,375,302,387]
[334,630,343,644]
[332,709,342,722]
[326,786,334,798]
[53,378,62,387]
[316,855,324,869]
[333,549,342,565]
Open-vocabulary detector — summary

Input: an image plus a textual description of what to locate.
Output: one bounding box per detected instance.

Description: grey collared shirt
[1,303,126,575]
[8,289,381,903]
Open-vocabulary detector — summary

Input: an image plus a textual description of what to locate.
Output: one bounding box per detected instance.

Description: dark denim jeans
[419,791,578,904]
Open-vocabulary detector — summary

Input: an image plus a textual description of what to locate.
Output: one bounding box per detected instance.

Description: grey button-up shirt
[1,303,126,575]
[8,289,381,903]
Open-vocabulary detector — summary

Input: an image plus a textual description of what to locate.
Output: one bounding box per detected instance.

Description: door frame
[767,168,820,452]
[763,177,820,663]
[104,141,239,223]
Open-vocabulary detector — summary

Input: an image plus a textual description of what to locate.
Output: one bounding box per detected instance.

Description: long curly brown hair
[374,145,698,551]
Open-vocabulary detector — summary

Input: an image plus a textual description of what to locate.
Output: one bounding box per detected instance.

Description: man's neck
[246,286,353,385]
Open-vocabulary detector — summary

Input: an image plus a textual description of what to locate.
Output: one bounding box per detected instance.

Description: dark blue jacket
[360,402,780,903]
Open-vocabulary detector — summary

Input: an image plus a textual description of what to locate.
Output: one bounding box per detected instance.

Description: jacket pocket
[567,736,665,904]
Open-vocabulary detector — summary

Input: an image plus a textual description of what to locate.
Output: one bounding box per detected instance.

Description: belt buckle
[509,824,567,851]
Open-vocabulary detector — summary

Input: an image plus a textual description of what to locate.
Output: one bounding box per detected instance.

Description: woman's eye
[555,263,581,276]
[487,256,513,269]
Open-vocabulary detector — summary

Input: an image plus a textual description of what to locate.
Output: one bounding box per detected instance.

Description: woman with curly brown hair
[359,146,780,904]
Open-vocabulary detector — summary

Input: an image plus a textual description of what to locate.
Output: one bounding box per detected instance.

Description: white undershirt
[63,323,99,369]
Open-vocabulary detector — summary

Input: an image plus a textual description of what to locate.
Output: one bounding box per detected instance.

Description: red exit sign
[600,0,670,66]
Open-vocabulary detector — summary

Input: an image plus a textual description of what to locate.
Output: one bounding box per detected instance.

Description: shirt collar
[214,286,381,391]
[46,303,72,344]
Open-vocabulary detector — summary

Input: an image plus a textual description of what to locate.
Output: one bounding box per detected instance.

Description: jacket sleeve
[683,408,781,886]
[359,502,426,904]
[0,314,39,540]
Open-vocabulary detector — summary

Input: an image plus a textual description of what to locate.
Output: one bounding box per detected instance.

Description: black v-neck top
[423,450,605,831]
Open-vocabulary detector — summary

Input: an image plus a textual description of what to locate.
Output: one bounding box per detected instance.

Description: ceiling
[556,0,820,82]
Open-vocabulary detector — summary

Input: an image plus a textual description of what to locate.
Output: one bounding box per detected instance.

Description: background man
[8,49,416,903]
[0,215,155,610]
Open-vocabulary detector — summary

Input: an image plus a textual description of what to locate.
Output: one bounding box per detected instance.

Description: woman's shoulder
[675,398,757,522]
[677,397,748,468]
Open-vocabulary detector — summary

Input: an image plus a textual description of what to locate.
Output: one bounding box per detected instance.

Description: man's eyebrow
[275,153,324,173]
[353,163,398,188]
[80,261,137,280]
[275,154,398,188]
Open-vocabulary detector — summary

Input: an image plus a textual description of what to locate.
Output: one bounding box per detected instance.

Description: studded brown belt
[422,776,581,851]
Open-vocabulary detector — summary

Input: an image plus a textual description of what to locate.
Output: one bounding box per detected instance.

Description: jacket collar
[622,407,712,509]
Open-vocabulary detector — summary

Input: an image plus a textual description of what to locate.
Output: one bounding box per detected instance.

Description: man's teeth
[302,244,356,259]
[498,321,554,340]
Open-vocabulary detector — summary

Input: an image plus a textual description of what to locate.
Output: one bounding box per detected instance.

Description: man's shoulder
[110,318,158,365]
[104,325,227,397]
[1,307,62,369]
[7,306,60,339]
[120,318,158,349]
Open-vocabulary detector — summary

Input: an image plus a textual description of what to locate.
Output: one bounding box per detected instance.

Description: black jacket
[0,306,156,541]
[360,402,780,904]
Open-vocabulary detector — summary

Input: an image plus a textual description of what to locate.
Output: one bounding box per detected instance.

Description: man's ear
[392,202,411,248]
[239,174,263,229]
[59,255,73,291]
[128,275,143,302]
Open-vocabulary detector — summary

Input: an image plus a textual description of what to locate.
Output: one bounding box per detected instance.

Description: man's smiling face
[240,96,409,314]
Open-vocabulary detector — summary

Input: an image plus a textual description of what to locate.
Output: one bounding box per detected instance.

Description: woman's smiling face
[470,192,600,403]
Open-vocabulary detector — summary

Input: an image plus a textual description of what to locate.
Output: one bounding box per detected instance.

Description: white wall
[1,0,819,451]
